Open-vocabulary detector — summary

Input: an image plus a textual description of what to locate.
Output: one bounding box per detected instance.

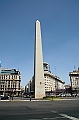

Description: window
[19,82,20,90]
[14,75,15,79]
[19,76,21,79]
[2,75,3,79]
[8,81,10,84]
[77,80,78,85]
[12,75,13,79]
[9,75,10,79]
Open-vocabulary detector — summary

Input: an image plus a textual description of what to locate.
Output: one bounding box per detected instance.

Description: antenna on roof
[74,65,76,71]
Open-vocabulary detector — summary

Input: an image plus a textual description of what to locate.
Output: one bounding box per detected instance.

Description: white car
[0,95,4,97]
[60,93,66,97]
[66,93,71,97]
[77,94,79,97]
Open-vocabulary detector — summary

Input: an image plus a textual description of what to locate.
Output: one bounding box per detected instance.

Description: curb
[0,100,50,102]
[0,99,78,102]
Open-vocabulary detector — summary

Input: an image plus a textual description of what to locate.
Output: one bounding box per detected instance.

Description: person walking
[30,95,31,101]
[12,93,14,100]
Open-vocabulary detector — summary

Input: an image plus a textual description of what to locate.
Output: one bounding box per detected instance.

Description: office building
[0,66,21,96]
[69,68,79,94]
[25,62,64,96]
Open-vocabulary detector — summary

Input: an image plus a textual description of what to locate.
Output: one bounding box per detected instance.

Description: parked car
[1,95,9,100]
[72,94,77,97]
[65,93,71,97]
[0,95,4,97]
[60,93,66,97]
[23,94,30,98]
[77,94,79,97]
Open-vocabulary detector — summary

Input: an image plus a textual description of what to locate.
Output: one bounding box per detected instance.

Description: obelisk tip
[36,20,40,22]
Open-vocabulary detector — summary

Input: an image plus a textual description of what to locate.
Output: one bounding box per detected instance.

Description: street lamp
[3,81,7,95]
[11,79,15,100]
[26,85,28,93]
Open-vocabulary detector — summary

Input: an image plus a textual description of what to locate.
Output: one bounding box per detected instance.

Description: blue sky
[0,0,79,87]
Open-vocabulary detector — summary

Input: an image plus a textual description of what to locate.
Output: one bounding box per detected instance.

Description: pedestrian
[12,93,14,100]
[30,95,31,101]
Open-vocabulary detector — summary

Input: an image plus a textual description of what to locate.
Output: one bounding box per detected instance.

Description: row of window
[0,85,20,89]
[45,79,50,81]
[72,78,79,86]
[0,88,18,90]
[0,81,17,84]
[0,84,17,88]
[0,80,20,83]
[0,75,21,80]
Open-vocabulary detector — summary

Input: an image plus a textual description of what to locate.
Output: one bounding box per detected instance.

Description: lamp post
[11,79,15,100]
[3,81,7,95]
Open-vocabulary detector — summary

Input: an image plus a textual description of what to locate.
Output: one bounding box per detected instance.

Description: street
[0,98,79,120]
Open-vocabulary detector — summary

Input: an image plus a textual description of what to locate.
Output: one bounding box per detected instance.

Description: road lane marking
[44,117,65,119]
[51,110,79,120]
[60,113,79,120]
[51,110,58,113]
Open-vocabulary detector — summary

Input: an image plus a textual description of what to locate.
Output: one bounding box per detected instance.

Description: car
[72,94,77,97]
[65,93,71,97]
[23,94,30,98]
[0,95,4,97]
[23,95,27,98]
[77,94,79,97]
[60,93,66,97]
[1,95,9,100]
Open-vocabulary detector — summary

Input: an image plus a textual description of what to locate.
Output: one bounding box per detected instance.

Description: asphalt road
[0,99,79,120]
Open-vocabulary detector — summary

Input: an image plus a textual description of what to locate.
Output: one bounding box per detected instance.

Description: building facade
[43,62,64,93]
[25,62,65,96]
[0,68,21,96]
[69,68,79,94]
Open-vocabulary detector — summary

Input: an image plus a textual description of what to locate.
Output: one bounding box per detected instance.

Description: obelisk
[34,20,45,98]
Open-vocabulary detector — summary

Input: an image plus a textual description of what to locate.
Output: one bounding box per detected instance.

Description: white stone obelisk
[34,20,45,98]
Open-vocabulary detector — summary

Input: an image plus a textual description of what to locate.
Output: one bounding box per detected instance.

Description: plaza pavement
[0,99,79,120]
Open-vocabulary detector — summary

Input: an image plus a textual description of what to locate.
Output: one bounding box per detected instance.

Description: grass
[43,96,61,100]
